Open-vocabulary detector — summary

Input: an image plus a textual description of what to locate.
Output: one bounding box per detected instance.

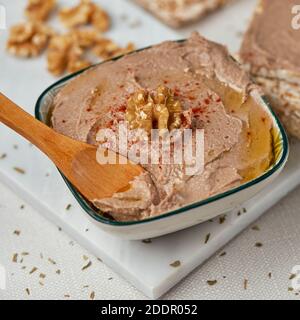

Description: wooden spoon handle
[0,92,76,162]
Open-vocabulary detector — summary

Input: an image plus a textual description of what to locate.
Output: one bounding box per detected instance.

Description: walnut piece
[59,0,110,32]
[7,22,53,58]
[67,45,91,73]
[47,33,92,76]
[126,86,182,134]
[71,29,99,48]
[25,0,57,22]
[93,38,135,60]
[47,34,72,75]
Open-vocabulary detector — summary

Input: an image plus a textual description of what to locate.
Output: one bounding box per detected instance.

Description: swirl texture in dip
[52,33,274,221]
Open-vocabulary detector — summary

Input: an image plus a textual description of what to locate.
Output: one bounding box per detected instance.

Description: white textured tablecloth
[0,180,300,300]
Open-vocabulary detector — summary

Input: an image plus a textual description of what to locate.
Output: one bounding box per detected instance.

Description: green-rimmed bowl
[35,49,289,240]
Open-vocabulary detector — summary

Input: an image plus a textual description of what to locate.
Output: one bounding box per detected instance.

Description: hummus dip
[52,33,274,222]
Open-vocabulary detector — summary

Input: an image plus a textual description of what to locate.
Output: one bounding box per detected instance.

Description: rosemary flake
[48,258,56,265]
[207,280,217,286]
[169,260,181,268]
[219,215,226,224]
[289,274,296,280]
[12,253,18,263]
[244,279,248,290]
[29,267,38,275]
[82,261,92,271]
[90,291,95,300]
[204,233,210,244]
[13,167,25,174]
[142,239,152,244]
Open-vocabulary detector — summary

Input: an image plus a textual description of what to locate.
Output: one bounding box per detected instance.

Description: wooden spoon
[0,93,143,201]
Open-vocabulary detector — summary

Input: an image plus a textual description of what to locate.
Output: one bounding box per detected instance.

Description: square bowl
[35,47,289,240]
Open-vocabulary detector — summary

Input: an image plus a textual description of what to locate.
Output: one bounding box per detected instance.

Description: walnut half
[7,22,53,58]
[47,33,91,76]
[126,86,183,134]
[25,0,57,22]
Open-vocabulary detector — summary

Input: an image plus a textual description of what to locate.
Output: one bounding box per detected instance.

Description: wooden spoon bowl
[0,93,143,201]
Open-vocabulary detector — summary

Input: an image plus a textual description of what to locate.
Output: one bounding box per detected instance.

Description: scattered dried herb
[170,260,181,268]
[268,272,272,279]
[82,261,92,271]
[25,288,30,295]
[288,287,294,292]
[66,204,72,211]
[219,215,226,224]
[108,277,113,280]
[142,239,152,244]
[56,269,61,275]
[83,255,89,261]
[207,280,217,286]
[13,144,18,149]
[48,258,56,265]
[255,242,263,248]
[13,230,21,236]
[0,153,7,159]
[39,273,46,279]
[289,274,296,280]
[204,233,210,244]
[39,281,44,286]
[90,291,95,300]
[21,252,29,256]
[13,167,26,174]
[64,294,70,298]
[12,253,18,263]
[244,279,248,290]
[20,205,25,210]
[219,252,226,257]
[251,225,260,231]
[29,267,38,274]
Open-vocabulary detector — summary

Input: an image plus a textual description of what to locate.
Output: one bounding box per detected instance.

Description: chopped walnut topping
[93,38,135,60]
[25,0,57,22]
[7,22,53,58]
[126,85,182,134]
[59,0,111,31]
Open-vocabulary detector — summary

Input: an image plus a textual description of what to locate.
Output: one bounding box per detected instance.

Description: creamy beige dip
[52,33,274,221]
[240,0,300,74]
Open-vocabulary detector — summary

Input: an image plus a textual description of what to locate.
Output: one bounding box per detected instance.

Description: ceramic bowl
[35,48,289,240]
